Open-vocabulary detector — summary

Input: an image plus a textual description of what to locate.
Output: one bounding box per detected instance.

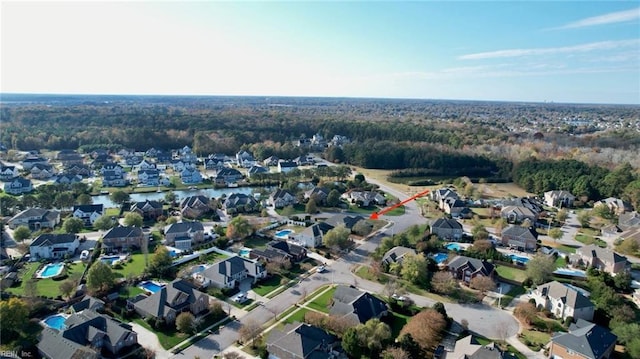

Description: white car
[79,250,90,260]
[317,265,326,273]
[391,293,408,301]
[233,292,248,303]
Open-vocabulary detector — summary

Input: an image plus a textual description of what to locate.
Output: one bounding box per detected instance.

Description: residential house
[444,335,507,359]
[544,190,576,208]
[382,246,416,265]
[205,158,225,170]
[263,155,279,167]
[324,213,366,231]
[90,154,111,169]
[501,205,539,224]
[8,208,60,230]
[21,156,48,170]
[277,160,298,173]
[329,285,388,324]
[247,165,269,178]
[155,150,172,163]
[600,224,622,238]
[72,204,104,227]
[266,322,342,359]
[269,188,298,208]
[179,146,197,163]
[30,233,79,260]
[619,227,640,248]
[3,177,33,194]
[55,173,83,185]
[171,159,195,172]
[331,135,350,147]
[29,164,54,181]
[37,309,138,359]
[572,244,629,275]
[431,218,463,240]
[618,211,640,231]
[181,168,203,184]
[236,150,256,168]
[56,150,83,165]
[133,279,208,324]
[531,281,594,322]
[100,162,123,175]
[311,133,327,147]
[180,195,212,218]
[137,168,161,186]
[130,199,163,220]
[431,188,460,210]
[70,295,105,313]
[501,225,539,251]
[502,197,544,213]
[447,255,495,285]
[101,226,144,252]
[64,163,92,177]
[0,163,18,181]
[124,154,143,166]
[342,190,386,207]
[304,186,330,204]
[291,222,335,248]
[267,240,307,262]
[548,319,617,359]
[594,197,633,215]
[136,159,156,171]
[213,167,243,186]
[224,193,258,214]
[442,197,472,219]
[196,256,266,289]
[293,155,313,166]
[249,246,292,265]
[164,221,205,250]
[102,169,127,187]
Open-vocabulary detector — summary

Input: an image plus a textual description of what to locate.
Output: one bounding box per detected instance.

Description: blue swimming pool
[193,265,208,273]
[275,229,293,238]
[239,248,252,257]
[139,281,165,294]
[100,255,123,265]
[39,263,64,278]
[432,253,448,264]
[445,243,462,251]
[509,254,530,264]
[43,314,67,330]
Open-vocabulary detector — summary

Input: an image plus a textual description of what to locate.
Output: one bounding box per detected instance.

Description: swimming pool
[100,255,124,265]
[42,314,68,330]
[432,253,448,264]
[275,229,293,239]
[139,281,165,294]
[553,268,587,278]
[508,254,530,264]
[38,263,65,279]
[445,243,462,251]
[239,248,252,257]
[193,264,209,273]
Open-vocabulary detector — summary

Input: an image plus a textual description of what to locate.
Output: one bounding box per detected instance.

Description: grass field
[112,253,148,278]
[253,275,284,297]
[283,308,310,324]
[495,265,527,283]
[242,236,271,250]
[6,261,86,298]
[307,287,336,313]
[574,234,607,248]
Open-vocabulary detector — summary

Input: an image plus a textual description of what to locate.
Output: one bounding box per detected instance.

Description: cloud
[458,39,639,60]
[555,7,640,29]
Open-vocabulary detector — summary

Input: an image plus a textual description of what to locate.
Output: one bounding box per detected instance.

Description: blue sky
[1,1,639,104]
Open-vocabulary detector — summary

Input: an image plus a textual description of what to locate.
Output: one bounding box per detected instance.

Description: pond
[91,186,270,207]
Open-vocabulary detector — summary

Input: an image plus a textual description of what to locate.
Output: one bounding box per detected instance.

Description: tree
[110,190,130,205]
[399,309,447,352]
[469,276,496,296]
[548,228,563,242]
[513,302,537,325]
[400,253,429,286]
[525,254,556,285]
[59,279,76,300]
[577,210,592,228]
[322,225,351,250]
[164,191,177,205]
[471,223,489,241]
[616,238,640,256]
[0,297,29,335]
[431,271,458,295]
[176,312,195,333]
[77,193,93,205]
[54,191,75,210]
[342,327,362,358]
[226,216,252,241]
[63,217,85,233]
[623,180,640,211]
[148,246,173,278]
[326,189,341,207]
[93,214,116,231]
[305,198,317,214]
[471,239,493,254]
[13,225,31,242]
[357,319,392,355]
[238,319,262,347]
[556,208,569,224]
[124,212,143,227]
[352,219,373,236]
[382,347,411,359]
[86,261,115,293]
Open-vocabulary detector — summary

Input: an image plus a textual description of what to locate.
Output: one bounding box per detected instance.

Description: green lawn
[306,287,336,313]
[384,205,405,216]
[283,308,310,324]
[499,285,526,308]
[112,253,148,278]
[105,208,120,217]
[495,265,527,283]
[574,234,607,248]
[243,236,271,250]
[6,261,86,298]
[520,329,551,351]
[120,285,145,298]
[275,204,307,215]
[253,275,284,297]
[387,311,410,338]
[133,318,188,349]
[555,244,577,254]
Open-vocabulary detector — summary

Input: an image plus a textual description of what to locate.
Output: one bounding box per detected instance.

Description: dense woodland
[1,94,640,202]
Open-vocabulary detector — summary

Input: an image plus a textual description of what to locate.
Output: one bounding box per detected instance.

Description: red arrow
[370,189,430,220]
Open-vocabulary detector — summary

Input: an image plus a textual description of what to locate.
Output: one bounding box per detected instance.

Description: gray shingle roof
[37,327,98,359]
[551,319,617,359]
[102,226,143,240]
[329,285,388,324]
[266,322,336,359]
[202,256,263,287]
[31,233,77,247]
[576,244,627,265]
[133,279,206,320]
[431,218,463,230]
[165,221,204,234]
[382,246,416,264]
[502,225,538,240]
[324,214,366,230]
[536,281,594,309]
[447,255,495,277]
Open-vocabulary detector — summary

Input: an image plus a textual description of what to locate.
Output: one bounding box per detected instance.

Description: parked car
[233,292,248,303]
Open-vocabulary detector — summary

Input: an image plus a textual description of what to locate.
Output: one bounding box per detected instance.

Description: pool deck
[36,263,65,279]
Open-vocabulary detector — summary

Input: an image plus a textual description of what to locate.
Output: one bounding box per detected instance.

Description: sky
[1,1,639,104]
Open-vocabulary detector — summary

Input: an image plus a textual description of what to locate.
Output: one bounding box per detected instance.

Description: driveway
[130,321,172,359]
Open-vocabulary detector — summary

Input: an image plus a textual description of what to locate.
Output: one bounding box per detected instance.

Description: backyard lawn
[387,311,410,338]
[112,253,148,278]
[306,287,336,313]
[6,261,86,298]
[495,265,527,283]
[253,275,284,297]
[243,236,271,250]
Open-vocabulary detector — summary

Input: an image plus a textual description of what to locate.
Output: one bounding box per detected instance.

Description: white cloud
[458,39,639,60]
[556,7,640,29]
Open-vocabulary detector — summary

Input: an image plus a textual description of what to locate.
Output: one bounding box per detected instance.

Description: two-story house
[544,190,576,209]
[8,208,60,230]
[431,218,463,240]
[3,177,33,195]
[197,256,266,289]
[530,281,594,322]
[266,323,341,359]
[180,168,203,184]
[291,222,335,248]
[213,167,243,186]
[137,169,161,186]
[130,200,163,220]
[572,244,629,276]
[501,225,538,251]
[329,285,388,324]
[72,204,104,227]
[180,195,213,219]
[277,160,298,173]
[269,188,298,208]
[30,233,79,260]
[164,221,205,250]
[223,193,258,214]
[101,226,144,252]
[132,279,208,324]
[382,246,416,266]
[247,165,269,179]
[0,163,19,181]
[447,255,495,285]
[30,163,55,179]
[304,186,330,205]
[549,319,617,359]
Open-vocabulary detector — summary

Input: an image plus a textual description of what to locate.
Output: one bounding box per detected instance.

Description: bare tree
[493,320,516,342]
[238,319,262,348]
[223,353,246,359]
